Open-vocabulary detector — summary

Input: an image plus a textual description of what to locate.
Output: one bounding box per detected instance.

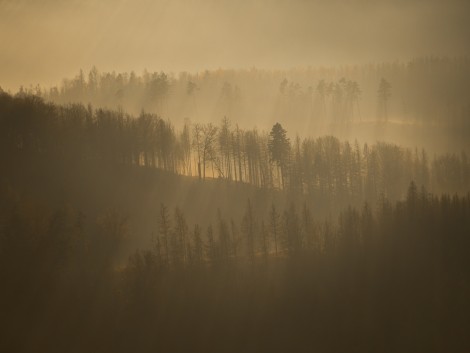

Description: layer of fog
[1,0,469,91]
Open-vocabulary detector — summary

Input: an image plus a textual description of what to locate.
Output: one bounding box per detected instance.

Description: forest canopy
[1,0,470,349]
[9,57,467,154]
[1,90,469,351]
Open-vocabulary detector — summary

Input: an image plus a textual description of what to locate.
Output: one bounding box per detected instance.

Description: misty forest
[1,1,470,352]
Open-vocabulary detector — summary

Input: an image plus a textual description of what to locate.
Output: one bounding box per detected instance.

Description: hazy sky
[1,0,469,90]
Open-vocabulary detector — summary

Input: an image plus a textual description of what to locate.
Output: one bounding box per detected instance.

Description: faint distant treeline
[13,57,470,130]
[1,92,469,205]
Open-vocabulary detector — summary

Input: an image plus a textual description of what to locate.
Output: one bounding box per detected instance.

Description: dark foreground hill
[1,180,469,353]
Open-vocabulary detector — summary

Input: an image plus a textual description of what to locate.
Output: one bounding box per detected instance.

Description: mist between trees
[1,86,470,351]
[1,173,469,352]
[1,92,469,203]
[14,57,469,153]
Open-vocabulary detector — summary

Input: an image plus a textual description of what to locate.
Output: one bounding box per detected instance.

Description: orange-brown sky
[1,0,469,91]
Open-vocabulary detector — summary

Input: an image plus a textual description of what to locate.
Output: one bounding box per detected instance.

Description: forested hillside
[2,0,470,351]
[1,90,469,352]
[16,57,469,152]
[2,92,469,197]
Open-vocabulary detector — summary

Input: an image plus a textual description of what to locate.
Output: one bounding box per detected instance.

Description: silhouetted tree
[269,203,281,256]
[158,204,171,266]
[268,123,290,189]
[377,78,391,122]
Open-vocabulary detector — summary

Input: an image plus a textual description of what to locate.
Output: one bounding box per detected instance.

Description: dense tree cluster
[1,180,469,352]
[314,77,361,124]
[13,57,467,132]
[1,92,469,209]
[119,183,470,273]
[1,89,470,351]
